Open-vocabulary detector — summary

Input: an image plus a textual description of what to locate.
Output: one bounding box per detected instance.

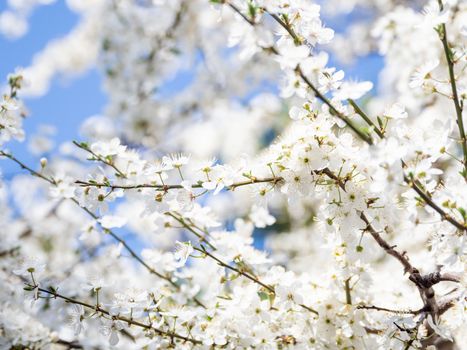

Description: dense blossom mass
[0,0,466,349]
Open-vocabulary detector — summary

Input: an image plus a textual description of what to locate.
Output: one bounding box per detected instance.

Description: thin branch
[166,212,216,250]
[31,285,201,345]
[359,212,414,274]
[295,67,373,144]
[75,176,282,192]
[0,150,56,185]
[403,172,466,232]
[437,5,466,179]
[76,201,170,278]
[438,293,466,315]
[227,2,255,26]
[267,12,303,45]
[348,99,384,139]
[73,141,127,178]
[195,246,275,293]
[54,339,83,349]
[344,278,352,305]
[357,305,424,315]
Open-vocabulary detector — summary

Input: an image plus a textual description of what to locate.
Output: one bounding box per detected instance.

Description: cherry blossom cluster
[0,73,25,146]
[0,0,466,349]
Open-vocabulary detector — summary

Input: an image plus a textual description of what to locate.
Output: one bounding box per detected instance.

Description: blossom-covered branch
[224,0,375,144]
[437,0,467,179]
[26,284,202,345]
[0,150,206,308]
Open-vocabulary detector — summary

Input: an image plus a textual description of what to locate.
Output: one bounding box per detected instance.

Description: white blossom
[68,304,85,336]
[173,241,193,268]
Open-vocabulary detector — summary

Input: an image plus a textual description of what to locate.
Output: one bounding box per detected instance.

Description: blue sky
[0,2,382,177]
[0,2,106,176]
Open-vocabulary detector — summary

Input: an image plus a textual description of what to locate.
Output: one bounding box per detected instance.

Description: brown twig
[73,141,127,178]
[403,173,466,232]
[32,285,201,344]
[75,177,282,192]
[357,304,424,315]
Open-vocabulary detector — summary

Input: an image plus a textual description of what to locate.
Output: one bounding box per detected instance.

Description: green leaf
[247,2,257,18]
[457,207,466,220]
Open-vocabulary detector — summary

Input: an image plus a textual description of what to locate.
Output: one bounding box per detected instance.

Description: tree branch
[357,304,424,315]
[403,172,466,232]
[437,6,466,180]
[348,99,384,139]
[31,285,201,345]
[75,176,282,192]
[73,141,127,178]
